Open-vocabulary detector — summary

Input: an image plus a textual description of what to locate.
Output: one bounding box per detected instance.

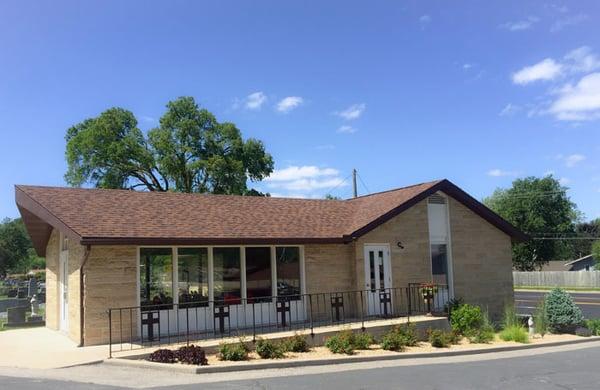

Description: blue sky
[1,1,599,220]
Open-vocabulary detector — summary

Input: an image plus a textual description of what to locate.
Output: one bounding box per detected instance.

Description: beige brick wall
[67,239,83,343]
[45,230,59,330]
[304,244,355,294]
[355,200,432,290]
[449,197,514,320]
[83,246,138,346]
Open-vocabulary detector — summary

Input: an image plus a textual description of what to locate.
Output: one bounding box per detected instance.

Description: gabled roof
[16,179,528,256]
[565,254,594,266]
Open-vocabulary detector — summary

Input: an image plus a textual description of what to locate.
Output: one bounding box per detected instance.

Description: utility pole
[352,168,358,198]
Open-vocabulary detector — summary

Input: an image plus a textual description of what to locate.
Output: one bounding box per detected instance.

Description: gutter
[79,245,91,347]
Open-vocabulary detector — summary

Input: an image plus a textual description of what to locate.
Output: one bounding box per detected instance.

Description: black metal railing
[107,284,449,357]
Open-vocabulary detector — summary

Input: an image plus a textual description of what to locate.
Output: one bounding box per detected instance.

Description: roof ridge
[348,179,444,200]
[15,184,348,203]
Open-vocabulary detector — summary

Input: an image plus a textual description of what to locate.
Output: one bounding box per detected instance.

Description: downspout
[79,245,91,347]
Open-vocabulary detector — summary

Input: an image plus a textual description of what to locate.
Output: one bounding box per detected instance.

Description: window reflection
[276,247,301,300]
[178,248,209,308]
[140,248,173,308]
[213,247,241,304]
[245,247,272,303]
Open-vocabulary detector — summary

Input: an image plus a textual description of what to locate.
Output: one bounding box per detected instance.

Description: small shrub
[380,324,419,352]
[353,332,375,350]
[148,349,177,364]
[502,304,520,329]
[218,340,250,361]
[584,319,600,336]
[545,288,584,334]
[446,330,462,345]
[255,338,285,359]
[325,330,355,355]
[428,329,451,348]
[176,345,208,365]
[469,311,495,344]
[394,324,419,347]
[281,333,310,353]
[499,325,529,343]
[533,298,549,337]
[445,297,464,316]
[575,326,592,337]
[450,304,482,336]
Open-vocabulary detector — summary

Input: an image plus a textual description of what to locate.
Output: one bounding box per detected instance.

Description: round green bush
[281,334,310,353]
[545,288,583,334]
[450,304,483,335]
[325,330,355,355]
[255,338,285,359]
[218,340,250,361]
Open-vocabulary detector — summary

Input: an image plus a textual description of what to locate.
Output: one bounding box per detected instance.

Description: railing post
[308,294,314,336]
[252,301,256,342]
[407,287,411,323]
[359,290,365,331]
[108,309,112,359]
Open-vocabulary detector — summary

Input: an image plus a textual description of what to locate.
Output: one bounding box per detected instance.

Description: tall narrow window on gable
[213,247,241,304]
[427,194,451,288]
[245,247,272,303]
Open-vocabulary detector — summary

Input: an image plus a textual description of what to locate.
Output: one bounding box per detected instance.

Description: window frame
[136,245,305,308]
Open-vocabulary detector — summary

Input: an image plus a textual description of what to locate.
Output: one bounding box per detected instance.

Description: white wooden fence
[513,271,600,288]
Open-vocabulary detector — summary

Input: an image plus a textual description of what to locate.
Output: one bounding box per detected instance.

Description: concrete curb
[102,337,600,374]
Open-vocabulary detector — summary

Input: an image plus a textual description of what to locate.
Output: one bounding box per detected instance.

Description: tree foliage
[573,219,600,258]
[0,218,43,276]
[593,241,600,269]
[484,176,578,271]
[65,97,274,195]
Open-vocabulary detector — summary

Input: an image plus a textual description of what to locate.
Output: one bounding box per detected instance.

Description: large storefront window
[245,247,272,302]
[276,247,301,298]
[178,248,209,308]
[431,244,449,286]
[213,247,241,304]
[140,248,173,307]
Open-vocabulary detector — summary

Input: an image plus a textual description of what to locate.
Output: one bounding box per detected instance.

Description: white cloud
[564,47,600,74]
[501,16,540,31]
[549,73,600,120]
[335,103,366,120]
[419,15,431,27]
[337,125,358,134]
[487,169,519,177]
[245,91,267,110]
[276,96,303,113]
[551,13,588,32]
[559,177,571,185]
[265,165,348,193]
[557,153,586,167]
[462,63,473,70]
[499,103,521,116]
[512,58,563,85]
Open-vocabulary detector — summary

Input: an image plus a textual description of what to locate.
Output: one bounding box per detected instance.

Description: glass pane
[178,248,209,308]
[378,250,385,290]
[213,247,241,304]
[140,248,173,308]
[276,247,301,299]
[246,247,272,303]
[431,244,448,285]
[369,251,376,292]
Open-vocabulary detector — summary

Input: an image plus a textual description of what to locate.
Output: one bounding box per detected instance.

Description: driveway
[515,290,600,318]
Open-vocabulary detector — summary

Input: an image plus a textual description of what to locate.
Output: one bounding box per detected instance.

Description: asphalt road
[3,343,600,389]
[515,290,600,318]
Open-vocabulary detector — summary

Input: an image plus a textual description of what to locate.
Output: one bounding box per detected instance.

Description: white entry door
[363,245,392,316]
[59,246,69,332]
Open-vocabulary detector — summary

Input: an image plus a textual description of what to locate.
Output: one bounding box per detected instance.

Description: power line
[322,173,352,198]
[356,171,370,194]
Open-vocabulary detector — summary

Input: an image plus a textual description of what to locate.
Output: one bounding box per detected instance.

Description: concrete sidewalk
[0,328,107,369]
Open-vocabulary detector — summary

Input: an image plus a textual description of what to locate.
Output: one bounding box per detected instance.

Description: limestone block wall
[449,197,514,320]
[45,230,59,330]
[82,246,138,345]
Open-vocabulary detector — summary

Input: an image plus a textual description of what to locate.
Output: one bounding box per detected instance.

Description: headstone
[28,278,38,298]
[17,288,27,299]
[7,306,26,326]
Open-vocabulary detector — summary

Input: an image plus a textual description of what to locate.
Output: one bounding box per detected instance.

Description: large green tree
[572,219,600,258]
[65,97,274,194]
[484,176,579,271]
[0,218,43,276]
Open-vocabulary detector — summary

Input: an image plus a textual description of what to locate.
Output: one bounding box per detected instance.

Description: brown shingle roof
[16,179,528,256]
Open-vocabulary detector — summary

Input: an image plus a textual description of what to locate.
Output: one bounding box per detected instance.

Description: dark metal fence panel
[107,284,449,357]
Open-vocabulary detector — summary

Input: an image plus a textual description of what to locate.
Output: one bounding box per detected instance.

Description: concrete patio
[0,328,107,369]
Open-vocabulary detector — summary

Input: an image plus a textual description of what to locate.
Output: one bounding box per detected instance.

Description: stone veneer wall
[83,245,138,346]
[354,199,432,291]
[45,230,59,330]
[448,197,514,320]
[304,244,355,295]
